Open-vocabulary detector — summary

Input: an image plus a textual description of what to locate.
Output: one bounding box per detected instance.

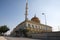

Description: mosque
[10,0,52,37]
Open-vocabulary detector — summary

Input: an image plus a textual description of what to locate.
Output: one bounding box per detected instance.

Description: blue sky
[0,0,60,34]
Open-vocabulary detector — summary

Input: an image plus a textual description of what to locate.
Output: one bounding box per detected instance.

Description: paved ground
[0,36,7,40]
[0,36,40,40]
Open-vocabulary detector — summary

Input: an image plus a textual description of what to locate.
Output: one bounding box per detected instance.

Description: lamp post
[42,13,47,40]
[58,26,60,31]
[42,13,47,25]
[42,13,47,32]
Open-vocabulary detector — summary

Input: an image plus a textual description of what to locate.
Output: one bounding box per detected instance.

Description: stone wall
[31,32,60,40]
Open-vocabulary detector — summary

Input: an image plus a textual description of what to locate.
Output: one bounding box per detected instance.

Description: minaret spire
[25,0,28,21]
[34,14,36,17]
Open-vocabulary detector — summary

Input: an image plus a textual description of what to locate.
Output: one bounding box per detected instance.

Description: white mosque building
[10,0,52,37]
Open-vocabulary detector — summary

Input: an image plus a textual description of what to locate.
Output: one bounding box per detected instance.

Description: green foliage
[23,29,29,37]
[19,29,29,37]
[0,25,9,34]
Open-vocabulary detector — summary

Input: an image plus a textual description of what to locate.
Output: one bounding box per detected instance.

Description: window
[36,26,37,28]
[32,25,34,28]
[28,24,30,27]
[40,26,42,29]
[38,27,40,29]
[37,26,39,29]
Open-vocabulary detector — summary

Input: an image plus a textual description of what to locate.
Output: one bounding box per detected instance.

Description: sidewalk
[0,36,40,40]
[0,36,7,40]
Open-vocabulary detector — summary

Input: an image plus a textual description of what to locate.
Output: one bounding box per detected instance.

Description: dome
[31,15,40,23]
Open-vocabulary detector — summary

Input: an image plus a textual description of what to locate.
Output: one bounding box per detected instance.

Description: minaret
[34,14,36,17]
[25,0,28,21]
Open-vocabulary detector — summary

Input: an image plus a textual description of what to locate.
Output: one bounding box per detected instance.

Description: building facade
[10,0,52,37]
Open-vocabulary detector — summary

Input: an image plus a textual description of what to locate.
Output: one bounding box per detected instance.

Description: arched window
[39,26,40,29]
[28,24,31,28]
[32,25,34,28]
[36,26,37,28]
[40,26,42,29]
[28,24,30,27]
[37,26,39,29]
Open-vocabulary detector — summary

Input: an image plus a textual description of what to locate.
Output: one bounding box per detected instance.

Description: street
[0,36,40,40]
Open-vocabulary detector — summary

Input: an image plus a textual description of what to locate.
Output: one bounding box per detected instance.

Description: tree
[19,29,29,37]
[22,29,29,37]
[0,25,9,35]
